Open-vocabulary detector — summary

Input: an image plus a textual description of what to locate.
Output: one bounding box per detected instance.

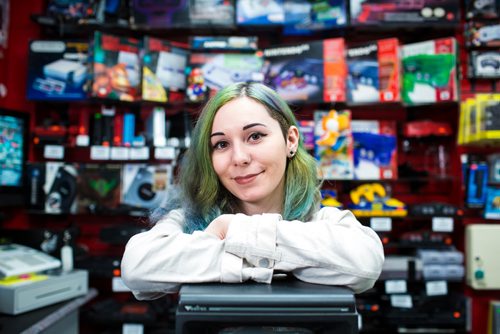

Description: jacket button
[258,258,270,268]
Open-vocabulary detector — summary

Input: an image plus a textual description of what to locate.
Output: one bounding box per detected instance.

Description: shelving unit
[0,1,499,333]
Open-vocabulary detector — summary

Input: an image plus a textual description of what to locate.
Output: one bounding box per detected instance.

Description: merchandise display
[346,38,400,103]
[4,1,500,333]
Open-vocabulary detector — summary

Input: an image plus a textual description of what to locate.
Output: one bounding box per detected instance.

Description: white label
[370,217,392,232]
[155,147,176,160]
[432,217,454,232]
[90,146,110,160]
[426,281,448,296]
[385,280,407,294]
[111,147,130,160]
[122,323,144,334]
[43,145,64,159]
[112,277,132,292]
[76,134,90,147]
[390,294,413,308]
[130,147,149,160]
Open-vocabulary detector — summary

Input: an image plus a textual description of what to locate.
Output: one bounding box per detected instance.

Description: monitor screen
[0,108,29,206]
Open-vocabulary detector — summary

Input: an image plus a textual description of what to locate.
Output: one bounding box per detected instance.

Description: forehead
[212,97,276,130]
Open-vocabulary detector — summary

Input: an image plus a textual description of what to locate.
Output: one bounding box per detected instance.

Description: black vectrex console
[176,279,358,334]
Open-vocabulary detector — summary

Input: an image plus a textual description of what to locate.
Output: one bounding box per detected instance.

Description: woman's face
[210,97,298,214]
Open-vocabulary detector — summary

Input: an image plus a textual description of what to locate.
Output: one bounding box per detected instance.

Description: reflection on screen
[0,115,24,186]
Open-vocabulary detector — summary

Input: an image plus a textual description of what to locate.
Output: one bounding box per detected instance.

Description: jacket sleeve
[224,207,385,294]
[121,209,245,300]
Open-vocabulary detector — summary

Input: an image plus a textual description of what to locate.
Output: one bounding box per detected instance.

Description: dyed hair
[156,82,321,233]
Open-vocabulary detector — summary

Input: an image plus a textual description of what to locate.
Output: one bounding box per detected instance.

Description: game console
[43,59,87,86]
[0,243,61,279]
[469,51,500,78]
[0,269,88,315]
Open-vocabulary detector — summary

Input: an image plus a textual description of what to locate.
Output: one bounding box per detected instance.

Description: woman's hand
[205,214,235,239]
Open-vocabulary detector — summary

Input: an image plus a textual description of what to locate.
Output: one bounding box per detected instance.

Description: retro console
[0,243,61,279]
[176,280,359,334]
[0,269,88,315]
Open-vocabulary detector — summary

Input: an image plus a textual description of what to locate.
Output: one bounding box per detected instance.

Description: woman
[121,82,384,300]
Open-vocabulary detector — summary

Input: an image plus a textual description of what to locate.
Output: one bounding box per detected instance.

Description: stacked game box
[237,0,285,26]
[283,0,347,35]
[186,36,263,103]
[130,0,190,28]
[346,38,400,104]
[351,120,398,180]
[314,109,354,180]
[350,0,460,25]
[27,40,88,101]
[89,31,141,102]
[189,0,235,28]
[263,38,346,103]
[401,37,458,105]
[141,37,189,103]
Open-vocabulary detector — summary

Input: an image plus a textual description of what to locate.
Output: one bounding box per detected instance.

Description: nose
[232,142,251,166]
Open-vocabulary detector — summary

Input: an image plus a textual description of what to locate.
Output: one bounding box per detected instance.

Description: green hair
[178,82,321,233]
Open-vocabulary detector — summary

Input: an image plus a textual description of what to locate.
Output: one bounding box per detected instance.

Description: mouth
[233,171,263,185]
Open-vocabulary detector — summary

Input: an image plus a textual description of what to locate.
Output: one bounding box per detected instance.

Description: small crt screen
[0,115,25,187]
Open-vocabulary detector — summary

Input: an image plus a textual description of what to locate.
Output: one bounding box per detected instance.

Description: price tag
[110,147,130,160]
[75,134,89,147]
[385,280,407,294]
[43,145,64,159]
[370,217,392,232]
[112,277,131,292]
[130,147,149,160]
[432,217,454,232]
[90,145,110,160]
[122,323,144,334]
[155,147,176,160]
[390,294,413,308]
[426,281,448,296]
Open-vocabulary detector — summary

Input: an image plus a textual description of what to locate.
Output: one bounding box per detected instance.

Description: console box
[27,40,88,101]
[263,38,347,103]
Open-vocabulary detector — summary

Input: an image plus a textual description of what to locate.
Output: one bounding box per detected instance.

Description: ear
[286,126,300,152]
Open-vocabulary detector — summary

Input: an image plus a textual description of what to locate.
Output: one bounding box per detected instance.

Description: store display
[283,0,347,35]
[350,0,460,25]
[7,1,500,332]
[141,37,188,103]
[346,38,400,103]
[351,120,398,180]
[88,31,141,101]
[401,37,458,105]
[263,38,346,103]
[314,109,354,179]
[236,0,285,26]
[26,40,88,101]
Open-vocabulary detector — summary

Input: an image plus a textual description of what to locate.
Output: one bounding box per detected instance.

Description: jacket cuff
[220,251,243,283]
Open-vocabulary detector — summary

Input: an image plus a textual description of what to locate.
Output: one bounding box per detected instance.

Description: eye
[248,132,266,142]
[212,140,228,151]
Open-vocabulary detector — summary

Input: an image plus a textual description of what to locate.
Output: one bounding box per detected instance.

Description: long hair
[156,82,321,233]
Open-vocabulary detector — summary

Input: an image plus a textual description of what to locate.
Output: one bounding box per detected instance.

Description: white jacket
[121,207,384,300]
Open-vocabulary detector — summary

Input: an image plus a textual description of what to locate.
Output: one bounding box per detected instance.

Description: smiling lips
[233,171,263,185]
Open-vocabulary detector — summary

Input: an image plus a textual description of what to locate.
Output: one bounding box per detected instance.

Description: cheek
[211,154,226,178]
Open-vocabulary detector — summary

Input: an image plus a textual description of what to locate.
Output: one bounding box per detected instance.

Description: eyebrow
[210,123,267,138]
